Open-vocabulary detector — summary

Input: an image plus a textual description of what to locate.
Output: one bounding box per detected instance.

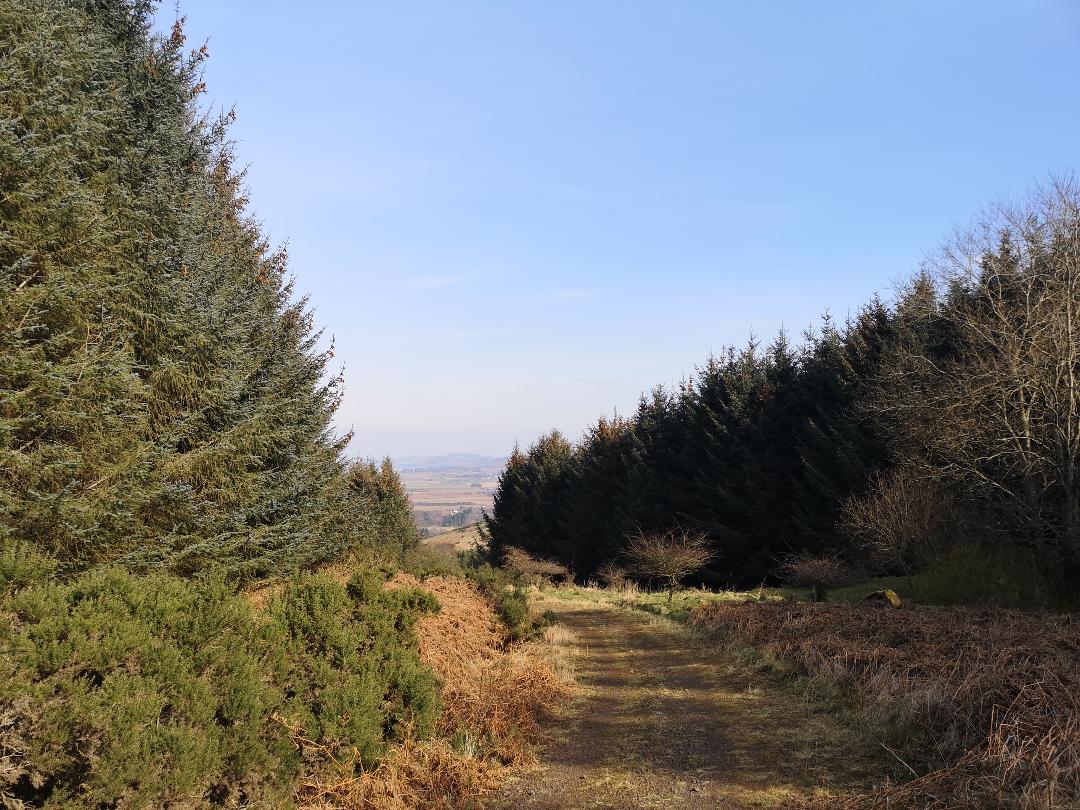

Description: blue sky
[157,1,1080,458]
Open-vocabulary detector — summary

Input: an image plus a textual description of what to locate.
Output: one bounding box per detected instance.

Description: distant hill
[394,453,507,473]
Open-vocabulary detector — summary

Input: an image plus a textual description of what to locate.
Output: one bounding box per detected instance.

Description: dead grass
[539,622,578,684]
[688,601,1080,809]
[394,574,566,766]
[290,574,568,809]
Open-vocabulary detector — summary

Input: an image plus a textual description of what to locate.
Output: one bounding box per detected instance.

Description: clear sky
[156,1,1080,459]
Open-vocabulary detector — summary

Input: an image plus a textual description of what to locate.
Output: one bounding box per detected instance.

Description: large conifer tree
[1,0,384,578]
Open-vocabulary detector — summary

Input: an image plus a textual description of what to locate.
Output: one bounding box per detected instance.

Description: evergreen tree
[347,458,421,559]
[1,0,393,579]
[485,433,574,566]
[557,416,640,577]
[789,306,893,553]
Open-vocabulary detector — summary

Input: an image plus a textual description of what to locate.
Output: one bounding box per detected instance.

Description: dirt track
[487,593,882,809]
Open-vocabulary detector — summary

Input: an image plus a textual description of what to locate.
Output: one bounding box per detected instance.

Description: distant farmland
[395,454,505,536]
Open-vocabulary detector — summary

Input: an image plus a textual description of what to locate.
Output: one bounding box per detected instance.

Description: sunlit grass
[546,583,803,624]
[547,558,1078,623]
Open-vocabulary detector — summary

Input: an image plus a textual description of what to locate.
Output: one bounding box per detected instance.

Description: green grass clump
[0,568,440,808]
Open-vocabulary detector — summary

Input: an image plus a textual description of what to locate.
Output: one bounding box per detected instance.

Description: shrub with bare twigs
[501,547,570,588]
[841,466,976,576]
[595,561,631,591]
[778,553,857,602]
[624,529,715,602]
[870,179,1080,566]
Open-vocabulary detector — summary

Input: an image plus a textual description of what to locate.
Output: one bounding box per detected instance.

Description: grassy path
[487,591,883,809]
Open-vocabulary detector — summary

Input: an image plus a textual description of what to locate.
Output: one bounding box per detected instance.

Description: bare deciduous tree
[841,465,977,575]
[624,529,715,602]
[875,177,1080,562]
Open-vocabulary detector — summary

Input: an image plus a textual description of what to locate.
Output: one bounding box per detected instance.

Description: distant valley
[394,453,506,537]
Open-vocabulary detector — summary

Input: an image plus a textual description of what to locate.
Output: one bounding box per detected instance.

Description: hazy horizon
[157,2,1080,458]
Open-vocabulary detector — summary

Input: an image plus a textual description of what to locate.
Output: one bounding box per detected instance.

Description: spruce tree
[558,416,640,577]
[347,458,421,559]
[1,0,390,579]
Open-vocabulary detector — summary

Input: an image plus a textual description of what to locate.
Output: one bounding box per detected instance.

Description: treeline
[1,0,415,580]
[486,307,894,586]
[487,182,1080,594]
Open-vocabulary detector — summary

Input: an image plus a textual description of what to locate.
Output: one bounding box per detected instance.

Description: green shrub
[401,544,466,579]
[0,540,55,596]
[0,568,440,808]
[496,586,532,638]
[269,572,441,768]
[915,543,1055,608]
[829,543,1074,610]
[0,569,293,808]
[466,565,545,641]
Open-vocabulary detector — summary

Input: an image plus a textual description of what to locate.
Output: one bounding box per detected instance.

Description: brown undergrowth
[689,601,1080,809]
[280,573,566,809]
